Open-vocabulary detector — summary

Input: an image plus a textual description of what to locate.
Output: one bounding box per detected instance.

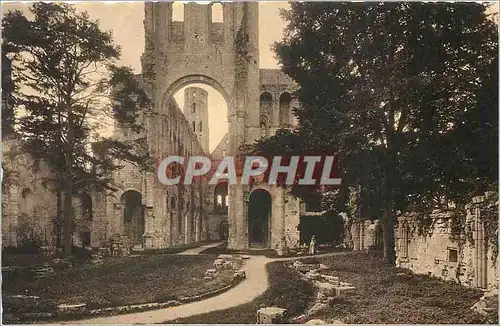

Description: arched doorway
[248,189,271,247]
[214,181,228,214]
[121,190,145,245]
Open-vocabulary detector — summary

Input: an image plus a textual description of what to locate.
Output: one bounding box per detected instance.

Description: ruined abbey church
[2,2,309,252]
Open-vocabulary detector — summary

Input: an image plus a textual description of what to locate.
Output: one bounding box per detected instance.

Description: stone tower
[183,87,209,153]
[141,1,260,251]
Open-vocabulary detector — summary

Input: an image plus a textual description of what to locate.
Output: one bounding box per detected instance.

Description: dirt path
[68,255,273,324]
[176,241,225,255]
[68,251,346,324]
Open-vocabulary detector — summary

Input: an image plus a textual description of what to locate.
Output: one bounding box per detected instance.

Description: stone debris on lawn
[304,271,321,280]
[7,295,41,300]
[296,263,321,273]
[233,269,246,280]
[471,291,497,316]
[256,306,287,324]
[57,303,87,315]
[335,286,356,296]
[241,254,250,259]
[318,263,328,271]
[315,281,337,297]
[131,244,145,252]
[322,275,340,286]
[330,319,345,324]
[217,254,233,259]
[213,259,224,270]
[204,268,218,280]
[305,319,327,324]
[340,281,352,287]
[50,258,73,269]
[90,253,104,266]
[290,314,308,323]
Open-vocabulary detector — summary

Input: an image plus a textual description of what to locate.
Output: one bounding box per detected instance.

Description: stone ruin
[108,234,131,258]
[257,307,287,324]
[204,254,246,282]
[394,192,499,292]
[257,260,355,324]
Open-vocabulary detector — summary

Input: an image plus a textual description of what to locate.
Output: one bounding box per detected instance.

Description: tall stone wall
[2,138,101,249]
[2,138,58,248]
[394,192,498,291]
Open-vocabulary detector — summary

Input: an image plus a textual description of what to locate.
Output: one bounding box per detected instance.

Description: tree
[250,2,498,263]
[2,3,153,256]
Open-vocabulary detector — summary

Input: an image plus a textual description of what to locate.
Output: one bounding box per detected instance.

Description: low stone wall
[394,192,498,292]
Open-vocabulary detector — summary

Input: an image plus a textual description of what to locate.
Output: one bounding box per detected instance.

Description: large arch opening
[279,92,292,125]
[214,181,228,214]
[248,189,271,247]
[163,75,231,243]
[121,190,145,245]
[172,2,185,22]
[211,3,223,23]
[171,82,229,154]
[260,92,272,114]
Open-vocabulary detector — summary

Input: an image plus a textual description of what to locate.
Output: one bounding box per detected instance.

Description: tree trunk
[62,107,74,257]
[382,195,396,264]
[56,190,62,247]
[62,177,73,257]
[381,150,396,264]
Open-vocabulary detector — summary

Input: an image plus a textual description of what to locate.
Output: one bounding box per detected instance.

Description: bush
[70,246,92,262]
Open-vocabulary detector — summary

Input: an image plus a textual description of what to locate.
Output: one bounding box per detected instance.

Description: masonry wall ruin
[3,2,306,254]
[394,192,498,291]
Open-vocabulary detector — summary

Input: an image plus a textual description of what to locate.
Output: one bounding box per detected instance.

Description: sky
[2,1,290,152]
[2,1,498,152]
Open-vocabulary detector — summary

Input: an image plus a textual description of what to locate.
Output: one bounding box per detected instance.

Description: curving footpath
[67,251,346,324]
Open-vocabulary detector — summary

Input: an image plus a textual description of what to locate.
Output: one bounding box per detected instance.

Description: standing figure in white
[309,235,317,255]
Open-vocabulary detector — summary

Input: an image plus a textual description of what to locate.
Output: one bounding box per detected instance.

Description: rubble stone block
[213,258,226,269]
[335,286,356,296]
[256,307,287,324]
[305,271,321,280]
[305,319,326,324]
[290,314,308,324]
[296,264,320,273]
[205,268,217,278]
[322,275,340,286]
[318,263,328,270]
[315,282,336,296]
[57,303,86,316]
[218,254,233,259]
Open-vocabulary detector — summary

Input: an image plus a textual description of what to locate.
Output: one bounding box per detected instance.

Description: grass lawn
[305,252,491,324]
[168,261,315,324]
[171,252,493,324]
[2,253,234,311]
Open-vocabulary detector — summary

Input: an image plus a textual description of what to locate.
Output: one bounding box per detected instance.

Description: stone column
[243,188,249,246]
[3,181,19,247]
[275,187,286,250]
[473,199,488,289]
[351,222,360,251]
[144,206,155,249]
